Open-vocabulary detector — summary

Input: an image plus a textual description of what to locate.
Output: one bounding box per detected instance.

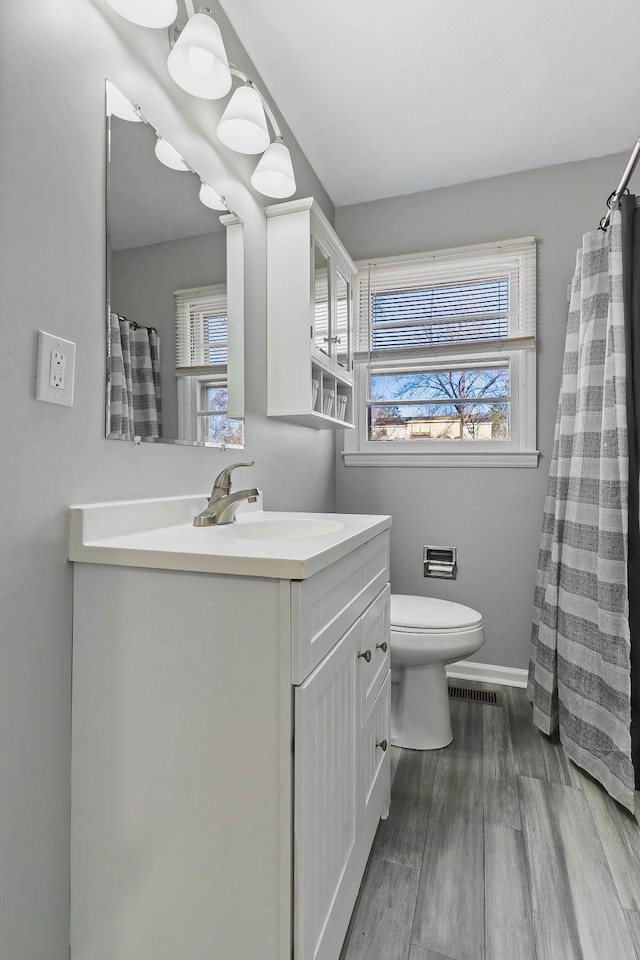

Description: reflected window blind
[175,283,228,374]
[314,269,329,342]
[354,237,536,363]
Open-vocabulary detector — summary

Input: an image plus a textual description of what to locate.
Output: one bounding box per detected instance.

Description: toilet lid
[390,595,482,631]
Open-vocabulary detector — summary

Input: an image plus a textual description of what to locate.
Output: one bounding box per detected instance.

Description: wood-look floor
[340,683,640,960]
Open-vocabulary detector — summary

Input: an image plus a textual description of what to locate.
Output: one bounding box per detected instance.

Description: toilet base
[391,662,453,750]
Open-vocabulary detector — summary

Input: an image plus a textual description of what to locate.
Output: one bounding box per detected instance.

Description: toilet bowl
[390,595,485,750]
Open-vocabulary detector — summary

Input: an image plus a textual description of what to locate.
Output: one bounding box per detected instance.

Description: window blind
[354,237,536,363]
[174,283,228,374]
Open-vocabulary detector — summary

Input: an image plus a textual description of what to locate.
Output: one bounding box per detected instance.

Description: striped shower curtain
[108,313,162,441]
[528,209,635,810]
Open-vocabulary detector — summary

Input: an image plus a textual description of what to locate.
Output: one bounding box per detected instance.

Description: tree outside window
[369,367,510,441]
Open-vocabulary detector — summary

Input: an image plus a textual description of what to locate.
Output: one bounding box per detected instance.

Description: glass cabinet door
[313,238,332,361]
[335,269,352,372]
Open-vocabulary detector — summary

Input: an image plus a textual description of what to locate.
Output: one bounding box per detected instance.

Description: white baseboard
[446,660,528,688]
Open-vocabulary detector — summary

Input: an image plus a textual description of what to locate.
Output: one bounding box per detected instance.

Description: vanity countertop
[69,495,391,580]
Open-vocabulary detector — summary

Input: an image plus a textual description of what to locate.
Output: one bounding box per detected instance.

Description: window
[174,284,244,447]
[343,237,538,467]
[177,374,244,446]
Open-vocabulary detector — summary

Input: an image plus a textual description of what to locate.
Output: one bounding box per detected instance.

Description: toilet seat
[390,595,483,633]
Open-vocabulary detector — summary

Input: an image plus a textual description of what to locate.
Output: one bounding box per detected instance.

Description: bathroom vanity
[68,497,391,960]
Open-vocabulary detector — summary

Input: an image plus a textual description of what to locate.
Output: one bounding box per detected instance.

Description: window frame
[176,372,245,448]
[343,237,539,468]
[174,281,245,449]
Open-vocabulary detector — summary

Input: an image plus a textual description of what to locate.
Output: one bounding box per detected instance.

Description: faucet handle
[212,461,255,495]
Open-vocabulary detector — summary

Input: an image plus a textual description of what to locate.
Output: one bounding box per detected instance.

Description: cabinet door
[359,672,391,833]
[294,621,359,960]
[312,236,333,364]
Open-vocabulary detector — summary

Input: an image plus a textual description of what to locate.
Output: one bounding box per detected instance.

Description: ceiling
[220,0,640,207]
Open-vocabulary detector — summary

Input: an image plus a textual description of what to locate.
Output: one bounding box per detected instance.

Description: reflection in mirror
[313,240,330,360]
[105,81,245,447]
[335,269,351,371]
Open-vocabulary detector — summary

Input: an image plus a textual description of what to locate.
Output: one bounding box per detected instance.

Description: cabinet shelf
[311,353,353,386]
[266,198,357,431]
[274,410,356,430]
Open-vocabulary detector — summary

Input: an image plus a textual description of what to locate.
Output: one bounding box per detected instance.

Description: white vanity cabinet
[265,198,357,429]
[69,502,390,960]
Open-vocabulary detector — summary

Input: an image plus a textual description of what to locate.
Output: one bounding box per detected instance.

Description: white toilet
[390,594,485,750]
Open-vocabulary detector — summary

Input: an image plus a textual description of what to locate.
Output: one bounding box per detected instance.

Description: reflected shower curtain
[108,312,162,441]
[528,209,635,810]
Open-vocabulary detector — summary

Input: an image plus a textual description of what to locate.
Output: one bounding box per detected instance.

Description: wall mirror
[105,81,245,447]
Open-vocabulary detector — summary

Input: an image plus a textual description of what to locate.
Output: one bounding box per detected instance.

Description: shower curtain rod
[116,313,157,334]
[600,137,640,230]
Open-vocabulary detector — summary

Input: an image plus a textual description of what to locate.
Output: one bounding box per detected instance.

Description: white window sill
[341,449,540,468]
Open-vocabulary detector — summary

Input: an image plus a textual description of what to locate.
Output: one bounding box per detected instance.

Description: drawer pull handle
[358,649,372,663]
[376,739,388,752]
[376,641,388,653]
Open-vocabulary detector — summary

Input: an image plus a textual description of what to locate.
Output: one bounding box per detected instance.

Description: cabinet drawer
[356,584,390,725]
[359,672,391,828]
[291,532,390,684]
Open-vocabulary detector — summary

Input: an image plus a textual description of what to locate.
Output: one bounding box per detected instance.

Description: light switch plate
[36,331,76,406]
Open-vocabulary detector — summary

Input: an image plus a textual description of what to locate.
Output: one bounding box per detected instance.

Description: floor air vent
[448,685,503,706]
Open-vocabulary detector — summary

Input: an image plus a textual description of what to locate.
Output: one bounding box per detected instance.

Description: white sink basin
[69,496,391,579]
[231,518,345,540]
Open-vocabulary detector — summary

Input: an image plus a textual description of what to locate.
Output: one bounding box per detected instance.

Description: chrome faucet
[193,461,258,526]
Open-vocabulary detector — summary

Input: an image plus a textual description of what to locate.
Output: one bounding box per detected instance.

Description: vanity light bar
[103,1,297,198]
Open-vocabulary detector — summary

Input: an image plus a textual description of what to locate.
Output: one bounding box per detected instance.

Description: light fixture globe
[217,84,270,155]
[104,0,178,28]
[251,138,296,198]
[199,182,227,211]
[106,81,142,122]
[154,136,189,171]
[167,11,232,100]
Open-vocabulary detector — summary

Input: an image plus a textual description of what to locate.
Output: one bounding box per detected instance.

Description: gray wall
[1,0,633,954]
[111,231,228,438]
[335,152,629,671]
[0,1,334,957]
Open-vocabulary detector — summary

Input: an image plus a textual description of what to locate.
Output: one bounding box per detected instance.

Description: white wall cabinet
[265,198,357,429]
[71,529,390,960]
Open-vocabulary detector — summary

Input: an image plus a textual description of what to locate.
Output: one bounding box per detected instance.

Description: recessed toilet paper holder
[423,545,457,579]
